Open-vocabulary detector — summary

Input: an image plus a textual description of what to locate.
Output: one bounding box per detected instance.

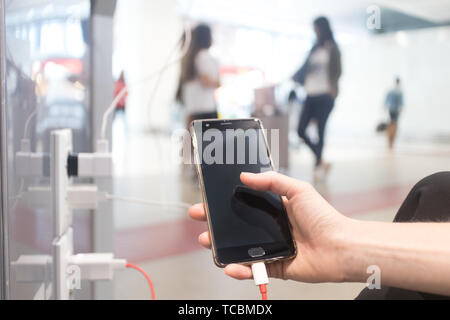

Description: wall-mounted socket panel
[50,129,73,238]
[52,228,74,300]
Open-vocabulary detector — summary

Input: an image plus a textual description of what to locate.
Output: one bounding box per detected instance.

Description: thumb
[240,171,306,200]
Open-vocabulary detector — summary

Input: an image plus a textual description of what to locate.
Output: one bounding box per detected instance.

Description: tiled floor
[111,127,450,299]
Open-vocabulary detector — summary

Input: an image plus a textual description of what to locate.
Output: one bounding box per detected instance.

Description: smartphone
[190,118,296,267]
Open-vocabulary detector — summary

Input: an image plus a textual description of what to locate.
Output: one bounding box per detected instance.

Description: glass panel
[3,0,90,299]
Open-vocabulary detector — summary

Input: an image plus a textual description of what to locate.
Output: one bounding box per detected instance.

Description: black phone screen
[192,119,295,265]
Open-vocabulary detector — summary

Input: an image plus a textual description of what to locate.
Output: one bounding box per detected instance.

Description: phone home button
[248,247,266,258]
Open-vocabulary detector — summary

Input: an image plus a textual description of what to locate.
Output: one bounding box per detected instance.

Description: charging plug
[53,228,127,299]
[252,262,269,300]
[252,262,269,285]
[16,139,49,177]
[12,255,52,283]
[69,253,126,281]
[67,185,99,209]
[67,140,112,178]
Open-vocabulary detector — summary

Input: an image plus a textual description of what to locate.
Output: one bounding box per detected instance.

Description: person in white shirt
[293,16,342,181]
[177,24,220,125]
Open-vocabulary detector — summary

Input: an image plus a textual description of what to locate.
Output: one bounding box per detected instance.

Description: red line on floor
[114,183,414,263]
[324,184,413,216]
[114,218,206,264]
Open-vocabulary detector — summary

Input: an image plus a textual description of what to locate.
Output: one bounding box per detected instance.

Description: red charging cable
[126,262,267,300]
[259,284,268,300]
[252,262,269,300]
[126,263,156,300]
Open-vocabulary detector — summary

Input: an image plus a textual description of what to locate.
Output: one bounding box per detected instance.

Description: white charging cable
[252,262,269,300]
[100,22,192,140]
[69,253,155,299]
[23,109,38,141]
[101,193,192,210]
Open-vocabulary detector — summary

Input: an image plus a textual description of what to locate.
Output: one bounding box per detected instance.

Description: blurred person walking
[384,77,404,149]
[114,71,128,117]
[177,24,220,178]
[177,24,220,127]
[293,16,341,182]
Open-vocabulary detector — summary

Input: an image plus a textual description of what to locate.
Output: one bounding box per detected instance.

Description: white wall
[330,26,450,142]
[210,23,450,143]
[114,1,450,142]
[114,0,182,131]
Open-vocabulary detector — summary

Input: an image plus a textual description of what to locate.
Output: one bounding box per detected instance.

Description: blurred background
[1,0,450,299]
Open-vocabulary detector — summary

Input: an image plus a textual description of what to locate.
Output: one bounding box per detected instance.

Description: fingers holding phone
[190,119,297,268]
[189,169,351,284]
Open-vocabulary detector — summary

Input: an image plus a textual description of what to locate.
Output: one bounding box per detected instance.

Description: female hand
[188,171,352,283]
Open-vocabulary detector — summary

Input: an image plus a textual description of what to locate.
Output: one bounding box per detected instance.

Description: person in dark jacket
[293,16,342,181]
